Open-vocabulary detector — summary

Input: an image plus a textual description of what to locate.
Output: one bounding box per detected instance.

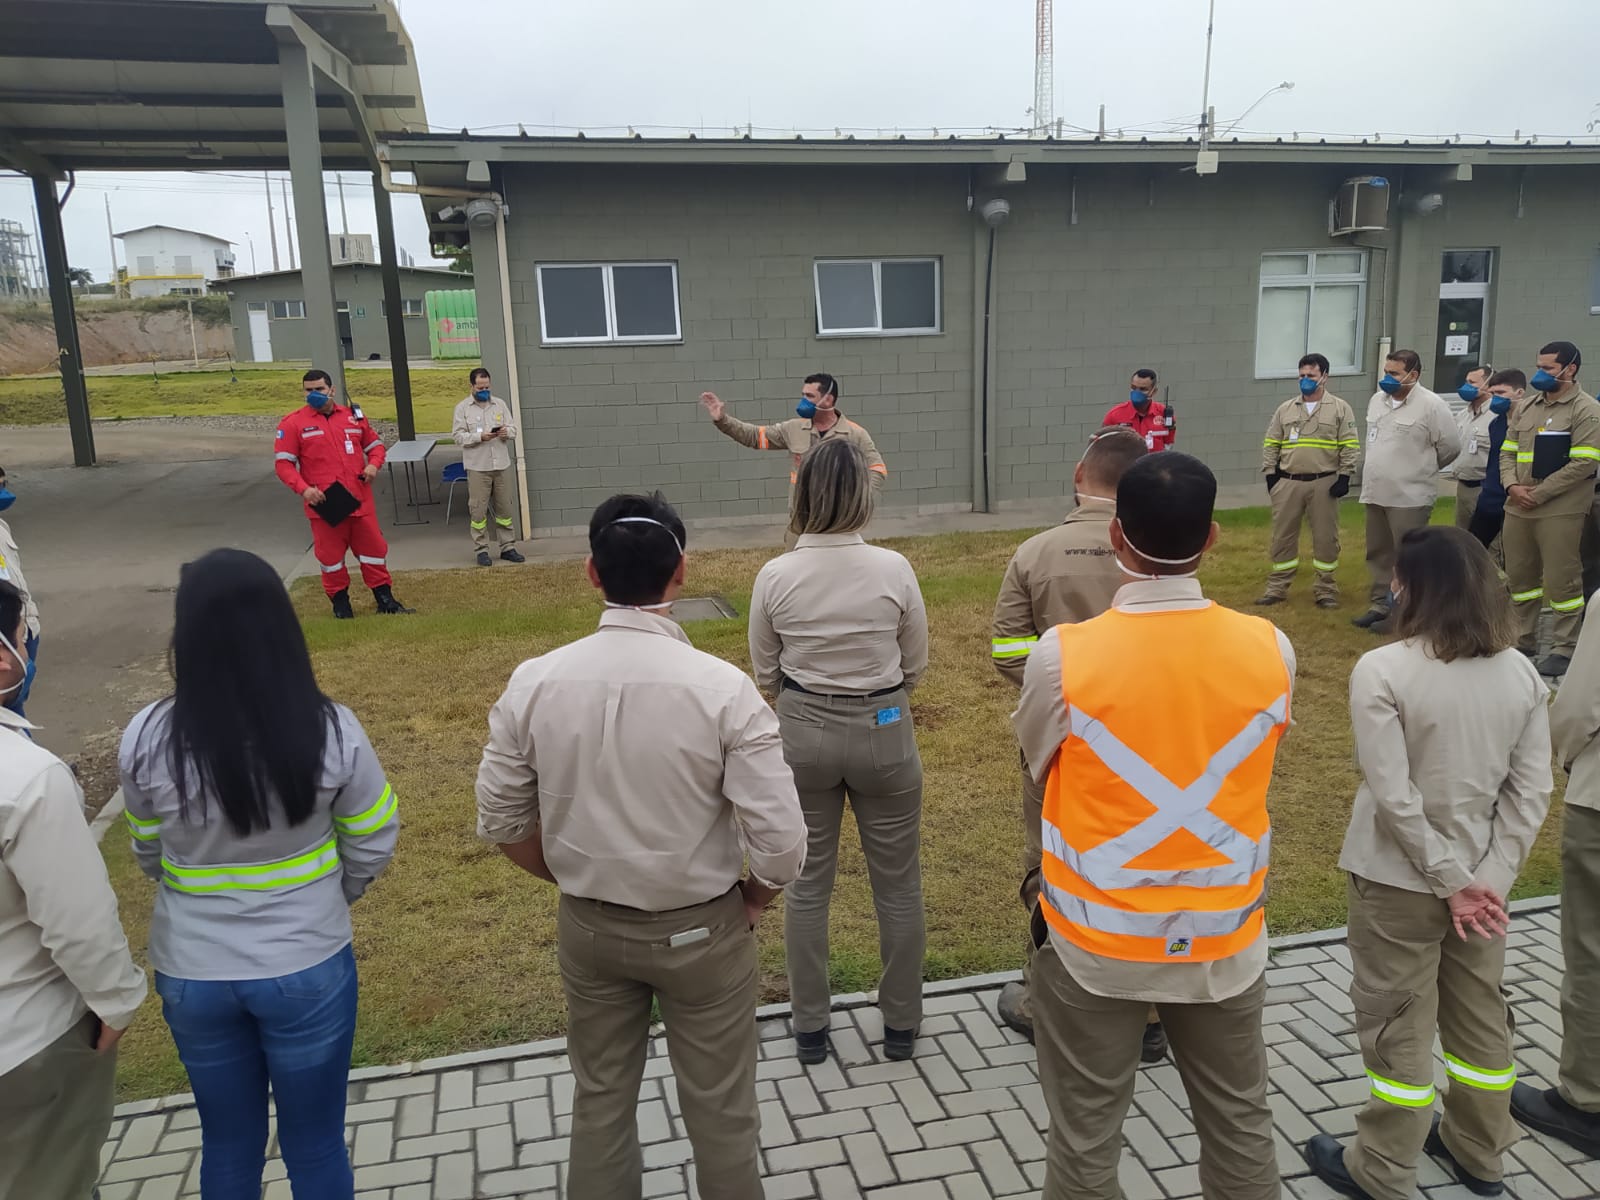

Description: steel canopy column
[372,176,414,440]
[32,174,95,467]
[278,40,345,398]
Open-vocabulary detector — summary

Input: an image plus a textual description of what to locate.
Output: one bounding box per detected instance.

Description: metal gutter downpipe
[493,200,534,540]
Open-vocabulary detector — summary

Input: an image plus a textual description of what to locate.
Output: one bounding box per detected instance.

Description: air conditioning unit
[1329,176,1390,236]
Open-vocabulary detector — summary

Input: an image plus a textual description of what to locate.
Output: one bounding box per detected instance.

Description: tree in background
[434,244,472,274]
[68,266,93,293]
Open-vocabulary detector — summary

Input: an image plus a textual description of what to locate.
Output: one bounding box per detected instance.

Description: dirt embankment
[0,307,233,375]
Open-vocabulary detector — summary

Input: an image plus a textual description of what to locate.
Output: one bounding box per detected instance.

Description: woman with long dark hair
[1305,526,1552,1199]
[120,548,397,1199]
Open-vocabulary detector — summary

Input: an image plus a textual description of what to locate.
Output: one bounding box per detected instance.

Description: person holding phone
[0,579,147,1200]
[273,368,412,618]
[451,366,524,567]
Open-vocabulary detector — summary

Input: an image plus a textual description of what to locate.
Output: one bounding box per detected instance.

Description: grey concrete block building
[382,135,1600,534]
[211,263,472,363]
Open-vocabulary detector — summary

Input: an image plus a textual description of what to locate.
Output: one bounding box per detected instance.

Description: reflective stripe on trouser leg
[346,514,392,589]
[490,467,517,545]
[309,516,352,597]
[1264,478,1309,596]
[1560,806,1600,1110]
[1503,514,1544,653]
[1018,753,1045,1021]
[467,468,494,552]
[1537,511,1588,656]
[1309,482,1342,601]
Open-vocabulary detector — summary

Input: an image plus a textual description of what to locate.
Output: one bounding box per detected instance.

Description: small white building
[331,232,376,264]
[115,225,236,298]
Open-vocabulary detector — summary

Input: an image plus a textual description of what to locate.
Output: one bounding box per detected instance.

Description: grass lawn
[100,502,1567,1099]
[0,368,466,431]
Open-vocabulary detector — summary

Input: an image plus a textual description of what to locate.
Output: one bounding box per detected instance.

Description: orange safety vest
[1038,603,1289,964]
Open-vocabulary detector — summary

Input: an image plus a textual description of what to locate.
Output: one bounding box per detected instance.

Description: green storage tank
[426,289,481,359]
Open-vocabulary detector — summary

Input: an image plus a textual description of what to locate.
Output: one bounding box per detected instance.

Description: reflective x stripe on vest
[161,837,341,894]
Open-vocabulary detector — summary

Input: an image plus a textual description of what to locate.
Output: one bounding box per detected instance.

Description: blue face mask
[0,489,13,514]
[1130,389,1151,408]
[1530,368,1564,393]
[306,390,330,410]
[1457,382,1481,402]
[1299,376,1320,396]
[796,397,818,419]
[474,389,491,402]
[1378,374,1403,396]
[1489,394,1512,415]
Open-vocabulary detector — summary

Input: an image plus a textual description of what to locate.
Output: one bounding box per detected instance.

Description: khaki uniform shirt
[714,410,887,492]
[748,533,927,695]
[990,497,1122,689]
[1339,640,1552,900]
[1451,400,1498,483]
[1551,608,1600,815]
[0,518,39,640]
[475,608,807,910]
[1359,385,1461,508]
[451,395,518,473]
[0,708,147,1076]
[1498,386,1600,519]
[1013,577,1297,1003]
[1261,393,1359,477]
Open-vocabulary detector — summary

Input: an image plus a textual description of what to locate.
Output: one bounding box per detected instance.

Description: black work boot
[995,981,1034,1043]
[1511,1082,1600,1157]
[1303,1135,1378,1199]
[500,546,526,563]
[795,1027,829,1066]
[372,585,414,615]
[882,1027,917,1062]
[1351,608,1388,629]
[330,589,355,620]
[1140,1021,1168,1064]
[1424,1114,1504,1195]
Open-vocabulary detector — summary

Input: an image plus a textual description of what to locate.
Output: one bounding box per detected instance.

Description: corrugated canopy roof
[0,0,427,175]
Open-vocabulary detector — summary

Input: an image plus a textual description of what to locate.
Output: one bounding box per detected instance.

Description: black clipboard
[313,481,360,527]
[1532,430,1573,481]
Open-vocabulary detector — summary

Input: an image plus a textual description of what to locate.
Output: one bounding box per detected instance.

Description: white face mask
[1115,525,1202,581]
[0,629,28,698]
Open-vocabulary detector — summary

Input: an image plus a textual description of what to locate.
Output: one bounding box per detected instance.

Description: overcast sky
[3,0,1596,284]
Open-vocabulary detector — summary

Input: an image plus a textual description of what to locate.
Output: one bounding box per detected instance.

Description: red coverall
[1101,399,1173,450]
[274,402,391,596]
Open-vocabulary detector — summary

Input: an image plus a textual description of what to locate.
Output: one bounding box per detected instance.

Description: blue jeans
[155,944,358,1200]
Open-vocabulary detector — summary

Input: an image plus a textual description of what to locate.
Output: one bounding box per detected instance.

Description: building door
[1435,250,1493,393]
[246,302,272,361]
[336,301,354,360]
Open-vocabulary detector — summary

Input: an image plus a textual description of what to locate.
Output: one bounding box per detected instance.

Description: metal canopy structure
[0,0,431,464]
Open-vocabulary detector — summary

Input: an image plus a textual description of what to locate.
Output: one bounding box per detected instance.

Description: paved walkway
[97,901,1592,1200]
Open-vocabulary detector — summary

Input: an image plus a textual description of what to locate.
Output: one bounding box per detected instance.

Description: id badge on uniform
[1144,433,1154,450]
[1368,424,1378,445]
[1287,427,1300,443]
[876,706,903,727]
[1468,437,1478,455]
[345,439,355,455]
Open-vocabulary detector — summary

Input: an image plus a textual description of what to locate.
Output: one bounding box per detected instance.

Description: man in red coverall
[1101,368,1173,451]
[274,368,413,619]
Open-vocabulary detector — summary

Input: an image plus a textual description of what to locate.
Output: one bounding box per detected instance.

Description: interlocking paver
[98,904,1591,1199]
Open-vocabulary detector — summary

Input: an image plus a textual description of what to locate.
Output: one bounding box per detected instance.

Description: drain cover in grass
[669,595,738,622]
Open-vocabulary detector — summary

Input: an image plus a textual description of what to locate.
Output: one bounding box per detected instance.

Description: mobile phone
[668,927,710,948]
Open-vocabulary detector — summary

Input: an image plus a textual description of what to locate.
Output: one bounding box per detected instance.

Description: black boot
[1303,1134,1378,1198]
[1140,1021,1168,1063]
[372,585,414,615]
[1511,1082,1600,1157]
[330,589,355,620]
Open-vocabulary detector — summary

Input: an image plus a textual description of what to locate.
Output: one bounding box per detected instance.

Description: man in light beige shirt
[0,579,147,1200]
[451,367,524,567]
[1517,607,1600,1155]
[1354,349,1461,632]
[475,493,806,1200]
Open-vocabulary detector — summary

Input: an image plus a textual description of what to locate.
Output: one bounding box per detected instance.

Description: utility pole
[186,297,199,366]
[1198,0,1217,154]
[104,194,122,298]
[336,173,349,235]
[265,173,280,270]
[282,178,296,270]
[1033,0,1054,135]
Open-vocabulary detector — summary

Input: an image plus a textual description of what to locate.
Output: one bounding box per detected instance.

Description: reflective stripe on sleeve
[364,440,382,453]
[1501,439,1519,451]
[1571,446,1600,461]
[991,636,1038,660]
[161,837,340,894]
[125,811,162,842]
[757,426,769,449]
[1367,1071,1436,1107]
[1443,1054,1516,1092]
[334,783,397,836]
[869,463,888,475]
[1516,453,1534,464]
[275,452,299,464]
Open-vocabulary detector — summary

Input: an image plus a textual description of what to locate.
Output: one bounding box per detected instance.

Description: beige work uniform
[713,409,887,544]
[1500,386,1600,657]
[0,518,39,641]
[1549,612,1600,1114]
[989,497,1122,1018]
[1014,579,1298,1200]
[1339,641,1552,1198]
[451,395,519,553]
[476,609,808,1200]
[749,533,928,1034]
[1360,386,1461,611]
[1261,392,1360,601]
[1453,400,1497,531]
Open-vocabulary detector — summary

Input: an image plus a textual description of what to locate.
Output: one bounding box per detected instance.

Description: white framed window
[135,255,155,276]
[173,255,194,275]
[535,262,681,344]
[402,298,424,318]
[813,257,941,336]
[246,301,267,312]
[1255,250,1368,378]
[269,300,306,320]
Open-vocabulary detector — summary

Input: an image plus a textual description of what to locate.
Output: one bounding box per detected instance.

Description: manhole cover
[669,595,738,623]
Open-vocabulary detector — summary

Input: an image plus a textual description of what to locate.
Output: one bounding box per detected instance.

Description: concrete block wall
[502,164,977,532]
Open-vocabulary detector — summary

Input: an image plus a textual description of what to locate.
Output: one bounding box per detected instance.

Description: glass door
[1435,250,1493,392]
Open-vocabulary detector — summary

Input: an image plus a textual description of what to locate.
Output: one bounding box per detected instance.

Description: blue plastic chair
[442,461,468,524]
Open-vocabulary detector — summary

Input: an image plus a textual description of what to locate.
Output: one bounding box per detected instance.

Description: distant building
[115,225,235,297]
[211,262,473,363]
[331,233,376,264]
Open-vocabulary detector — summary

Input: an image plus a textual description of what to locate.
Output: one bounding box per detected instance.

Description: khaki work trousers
[559,887,762,1200]
[1265,476,1342,601]
[1560,805,1600,1112]
[0,1013,116,1200]
[1016,753,1047,1022]
[1504,510,1586,657]
[778,686,926,1034]
[1342,875,1518,1199]
[1578,488,1600,600]
[1364,504,1433,610]
[1033,945,1278,1200]
[1455,480,1483,532]
[467,467,516,553]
